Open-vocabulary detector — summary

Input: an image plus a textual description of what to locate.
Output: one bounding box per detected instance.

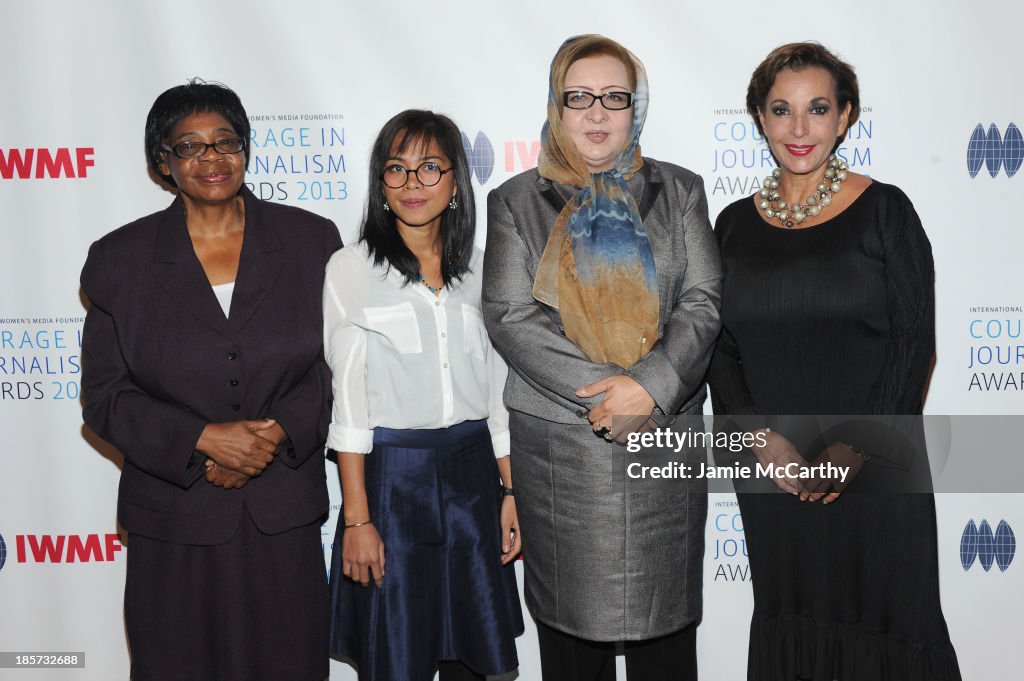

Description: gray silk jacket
[482,159,723,640]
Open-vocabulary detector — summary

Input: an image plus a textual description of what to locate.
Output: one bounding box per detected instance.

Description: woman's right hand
[751,429,809,497]
[576,376,656,442]
[342,523,386,587]
[196,420,278,476]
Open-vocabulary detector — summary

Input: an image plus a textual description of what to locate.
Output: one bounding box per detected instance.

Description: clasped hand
[576,375,656,443]
[751,431,809,497]
[197,419,286,485]
[753,432,865,503]
[804,442,867,504]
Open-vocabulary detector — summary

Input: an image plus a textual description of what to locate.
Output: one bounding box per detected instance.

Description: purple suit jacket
[81,187,342,545]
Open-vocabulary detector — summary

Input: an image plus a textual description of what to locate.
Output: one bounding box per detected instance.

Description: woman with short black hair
[82,78,342,681]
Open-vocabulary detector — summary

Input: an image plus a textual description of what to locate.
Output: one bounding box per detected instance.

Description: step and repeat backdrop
[1,1,1020,678]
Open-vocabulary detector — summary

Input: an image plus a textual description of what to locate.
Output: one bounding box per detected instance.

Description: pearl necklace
[759,154,849,228]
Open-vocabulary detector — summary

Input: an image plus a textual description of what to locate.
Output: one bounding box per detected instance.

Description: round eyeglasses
[562,91,634,111]
[381,161,452,188]
[162,137,246,159]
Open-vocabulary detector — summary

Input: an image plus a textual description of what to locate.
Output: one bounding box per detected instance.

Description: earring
[383,200,390,212]
[449,196,458,210]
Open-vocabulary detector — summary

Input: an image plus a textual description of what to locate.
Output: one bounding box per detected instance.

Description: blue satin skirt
[329,420,524,681]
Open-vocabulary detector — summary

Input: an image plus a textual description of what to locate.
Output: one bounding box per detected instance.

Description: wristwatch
[502,486,515,497]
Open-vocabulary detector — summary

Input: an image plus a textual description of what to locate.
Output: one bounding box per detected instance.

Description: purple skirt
[329,420,523,681]
[125,507,329,681]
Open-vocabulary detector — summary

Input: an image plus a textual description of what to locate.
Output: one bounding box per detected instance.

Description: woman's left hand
[253,419,288,447]
[576,376,656,439]
[500,496,521,564]
[805,443,867,504]
[205,461,250,489]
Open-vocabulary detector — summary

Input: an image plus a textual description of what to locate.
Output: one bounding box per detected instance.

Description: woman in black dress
[708,43,961,680]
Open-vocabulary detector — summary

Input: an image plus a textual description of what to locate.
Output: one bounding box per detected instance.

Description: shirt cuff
[490,429,511,459]
[326,424,374,454]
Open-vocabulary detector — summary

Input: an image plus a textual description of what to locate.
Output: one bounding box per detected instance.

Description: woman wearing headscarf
[482,34,722,681]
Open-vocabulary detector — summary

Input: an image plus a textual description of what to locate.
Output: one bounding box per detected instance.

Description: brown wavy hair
[746,42,860,149]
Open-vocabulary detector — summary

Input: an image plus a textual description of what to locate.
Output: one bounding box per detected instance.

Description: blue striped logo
[967,124,1023,178]
[961,519,1015,572]
[461,131,494,185]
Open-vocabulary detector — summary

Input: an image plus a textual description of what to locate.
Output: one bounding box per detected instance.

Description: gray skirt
[511,410,707,642]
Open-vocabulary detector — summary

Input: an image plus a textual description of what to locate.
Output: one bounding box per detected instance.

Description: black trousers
[536,620,698,681]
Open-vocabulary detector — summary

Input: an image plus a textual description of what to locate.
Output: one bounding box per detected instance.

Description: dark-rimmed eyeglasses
[162,137,246,159]
[562,91,634,111]
[381,161,452,188]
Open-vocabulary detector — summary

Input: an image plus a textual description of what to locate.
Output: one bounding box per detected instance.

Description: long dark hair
[361,110,475,287]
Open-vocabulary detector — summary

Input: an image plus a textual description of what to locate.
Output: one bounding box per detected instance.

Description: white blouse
[212,281,235,317]
[323,242,510,458]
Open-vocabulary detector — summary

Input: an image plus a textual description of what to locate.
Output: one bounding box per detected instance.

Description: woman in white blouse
[324,110,524,681]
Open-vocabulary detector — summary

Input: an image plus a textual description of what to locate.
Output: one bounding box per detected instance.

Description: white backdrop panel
[1,1,1020,679]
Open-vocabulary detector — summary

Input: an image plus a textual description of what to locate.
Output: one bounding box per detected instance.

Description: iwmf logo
[967,123,1022,178]
[960,519,1015,572]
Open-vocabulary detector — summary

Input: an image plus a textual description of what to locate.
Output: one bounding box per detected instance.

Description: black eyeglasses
[381,161,452,188]
[562,91,634,111]
[162,137,246,159]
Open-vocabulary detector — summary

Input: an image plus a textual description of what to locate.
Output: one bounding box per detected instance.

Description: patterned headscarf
[533,35,659,370]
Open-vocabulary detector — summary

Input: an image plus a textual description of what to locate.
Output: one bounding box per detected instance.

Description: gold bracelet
[344,520,372,528]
